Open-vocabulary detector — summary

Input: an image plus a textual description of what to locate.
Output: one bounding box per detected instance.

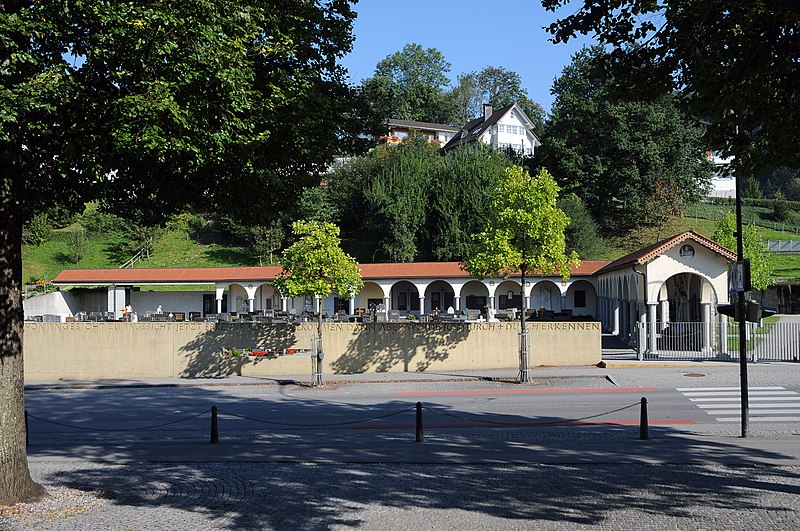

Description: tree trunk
[0,146,45,505]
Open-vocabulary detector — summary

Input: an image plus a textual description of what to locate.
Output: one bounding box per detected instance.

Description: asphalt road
[7,363,799,530]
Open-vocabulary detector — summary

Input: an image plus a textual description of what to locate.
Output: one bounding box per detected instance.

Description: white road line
[681,391,797,397]
[706,409,800,415]
[675,387,785,392]
[697,403,800,409]
[689,396,800,402]
[717,417,800,422]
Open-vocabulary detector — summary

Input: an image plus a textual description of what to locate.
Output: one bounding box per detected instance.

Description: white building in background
[441,103,541,156]
[707,150,736,198]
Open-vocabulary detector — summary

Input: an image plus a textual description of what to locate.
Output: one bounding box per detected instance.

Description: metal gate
[638,321,800,362]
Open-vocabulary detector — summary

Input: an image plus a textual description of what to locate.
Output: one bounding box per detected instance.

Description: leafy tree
[64,229,88,264]
[713,212,773,292]
[22,213,50,246]
[295,187,340,224]
[362,43,452,123]
[557,193,606,258]
[362,137,442,261]
[1,0,360,504]
[250,220,284,266]
[430,146,513,260]
[464,166,579,382]
[742,176,764,199]
[446,67,545,133]
[120,224,159,261]
[540,46,713,233]
[541,0,800,175]
[272,221,363,384]
[329,138,513,262]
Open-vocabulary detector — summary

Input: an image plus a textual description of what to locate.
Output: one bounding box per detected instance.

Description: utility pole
[735,164,749,438]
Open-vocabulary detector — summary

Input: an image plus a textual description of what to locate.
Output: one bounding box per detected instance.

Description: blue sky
[341,0,594,113]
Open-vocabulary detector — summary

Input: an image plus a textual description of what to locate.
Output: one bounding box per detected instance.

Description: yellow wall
[23,321,601,381]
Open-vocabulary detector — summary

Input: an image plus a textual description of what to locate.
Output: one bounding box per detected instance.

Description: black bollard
[639,397,649,440]
[415,402,423,443]
[210,405,219,444]
[25,409,29,447]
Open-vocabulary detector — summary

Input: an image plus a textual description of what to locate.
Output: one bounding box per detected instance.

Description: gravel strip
[0,485,110,529]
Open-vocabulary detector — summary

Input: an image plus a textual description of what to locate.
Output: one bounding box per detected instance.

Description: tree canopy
[539,46,713,232]
[464,166,579,281]
[327,136,513,262]
[447,66,545,133]
[713,212,773,292]
[272,220,363,301]
[361,43,452,123]
[540,0,800,175]
[1,0,362,505]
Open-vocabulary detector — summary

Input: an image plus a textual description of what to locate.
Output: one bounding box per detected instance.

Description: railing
[767,240,800,253]
[639,321,800,362]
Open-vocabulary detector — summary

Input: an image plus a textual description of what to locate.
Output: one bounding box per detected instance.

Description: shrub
[23,213,51,246]
[64,229,88,263]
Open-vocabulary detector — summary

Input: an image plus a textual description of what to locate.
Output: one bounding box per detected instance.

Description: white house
[441,103,541,156]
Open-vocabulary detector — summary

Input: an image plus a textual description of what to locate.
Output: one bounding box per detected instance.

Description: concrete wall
[23,321,601,382]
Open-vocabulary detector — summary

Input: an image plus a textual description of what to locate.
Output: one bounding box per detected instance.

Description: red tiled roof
[599,231,736,274]
[53,260,610,286]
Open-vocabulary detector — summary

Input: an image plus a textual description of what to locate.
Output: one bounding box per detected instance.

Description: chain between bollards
[210,405,219,444]
[639,397,649,440]
[415,402,423,442]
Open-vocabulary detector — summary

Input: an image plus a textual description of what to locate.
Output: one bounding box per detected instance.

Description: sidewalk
[23,359,749,391]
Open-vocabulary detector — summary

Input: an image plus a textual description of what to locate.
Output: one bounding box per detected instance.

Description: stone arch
[424,280,456,314]
[530,280,561,312]
[390,280,420,315]
[358,281,387,312]
[461,280,490,312]
[565,280,597,317]
[659,272,719,322]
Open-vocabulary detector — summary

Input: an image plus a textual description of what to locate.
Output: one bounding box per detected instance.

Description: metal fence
[638,321,800,362]
[767,240,800,253]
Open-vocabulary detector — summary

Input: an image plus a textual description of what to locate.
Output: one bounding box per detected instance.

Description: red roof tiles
[53,260,610,286]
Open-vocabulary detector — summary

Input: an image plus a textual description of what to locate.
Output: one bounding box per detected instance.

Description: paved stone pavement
[3,462,799,530]
[7,362,800,530]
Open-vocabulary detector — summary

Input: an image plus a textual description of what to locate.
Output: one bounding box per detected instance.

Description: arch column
[612,299,620,336]
[701,302,713,353]
[647,302,658,355]
[718,312,729,357]
[453,296,461,311]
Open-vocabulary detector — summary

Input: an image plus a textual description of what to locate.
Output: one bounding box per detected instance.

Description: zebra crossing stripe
[677,386,800,423]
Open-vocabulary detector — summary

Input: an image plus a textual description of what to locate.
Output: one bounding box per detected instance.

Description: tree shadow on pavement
[22,383,800,529]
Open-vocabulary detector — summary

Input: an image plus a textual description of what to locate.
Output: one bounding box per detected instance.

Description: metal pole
[639,397,649,440]
[518,261,530,383]
[735,169,749,438]
[210,405,219,444]
[415,402,424,442]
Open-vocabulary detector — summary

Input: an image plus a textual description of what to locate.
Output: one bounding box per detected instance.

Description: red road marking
[395,387,658,397]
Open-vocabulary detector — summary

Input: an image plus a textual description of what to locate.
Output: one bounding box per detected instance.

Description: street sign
[727,259,751,294]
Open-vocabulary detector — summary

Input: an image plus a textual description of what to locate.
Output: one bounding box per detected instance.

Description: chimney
[483,103,493,122]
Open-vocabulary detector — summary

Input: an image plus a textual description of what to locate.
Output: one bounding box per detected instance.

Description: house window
[394,131,408,139]
[574,290,586,308]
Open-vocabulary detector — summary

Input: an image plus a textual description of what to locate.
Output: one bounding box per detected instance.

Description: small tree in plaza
[464,166,579,382]
[272,221,363,385]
